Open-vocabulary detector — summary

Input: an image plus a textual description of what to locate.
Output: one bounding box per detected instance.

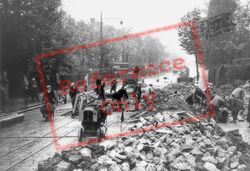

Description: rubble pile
[38,111,248,171]
[155,83,194,111]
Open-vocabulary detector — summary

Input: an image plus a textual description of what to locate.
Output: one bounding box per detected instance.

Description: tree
[178,8,203,55]
[1,0,66,96]
[178,0,250,70]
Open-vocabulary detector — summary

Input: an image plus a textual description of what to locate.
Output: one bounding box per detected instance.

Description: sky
[61,0,210,77]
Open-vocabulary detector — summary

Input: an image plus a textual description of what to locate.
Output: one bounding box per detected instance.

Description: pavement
[0,94,69,128]
[217,116,250,145]
[0,94,43,116]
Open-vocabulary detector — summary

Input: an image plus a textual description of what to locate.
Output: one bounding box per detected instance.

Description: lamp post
[100,12,103,73]
[99,12,123,74]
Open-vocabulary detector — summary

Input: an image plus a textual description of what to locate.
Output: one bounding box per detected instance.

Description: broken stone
[216,138,227,145]
[136,143,144,151]
[228,146,237,154]
[100,140,117,150]
[61,150,83,165]
[191,146,202,155]
[145,163,157,171]
[204,138,213,147]
[131,166,146,171]
[121,162,130,171]
[109,163,122,171]
[108,150,122,163]
[185,136,195,146]
[37,153,62,171]
[202,156,217,164]
[230,161,239,169]
[145,150,154,160]
[79,148,92,157]
[98,166,109,171]
[203,162,220,171]
[79,156,96,169]
[53,160,74,171]
[136,160,148,168]
[89,163,99,170]
[170,161,191,170]
[167,148,181,161]
[237,164,247,170]
[117,142,125,151]
[91,145,105,158]
[115,153,127,160]
[170,142,180,149]
[98,155,116,166]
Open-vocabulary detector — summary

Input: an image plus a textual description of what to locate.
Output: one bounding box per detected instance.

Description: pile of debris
[155,83,194,111]
[38,111,248,171]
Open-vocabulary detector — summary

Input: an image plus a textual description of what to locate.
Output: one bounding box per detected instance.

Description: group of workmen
[187,80,250,127]
[95,76,142,103]
[94,76,157,111]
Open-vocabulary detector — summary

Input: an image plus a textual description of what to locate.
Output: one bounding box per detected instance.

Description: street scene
[1,0,250,170]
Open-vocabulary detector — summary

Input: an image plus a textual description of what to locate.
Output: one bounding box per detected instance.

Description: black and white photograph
[1,0,250,170]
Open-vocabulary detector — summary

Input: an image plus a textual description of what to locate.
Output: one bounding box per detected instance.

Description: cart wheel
[78,128,83,142]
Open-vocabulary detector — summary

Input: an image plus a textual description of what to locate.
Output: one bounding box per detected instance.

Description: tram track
[5,126,78,171]
[0,119,77,159]
[0,107,72,139]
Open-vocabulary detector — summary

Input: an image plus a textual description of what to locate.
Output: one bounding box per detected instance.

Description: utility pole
[99,13,123,74]
[100,12,104,74]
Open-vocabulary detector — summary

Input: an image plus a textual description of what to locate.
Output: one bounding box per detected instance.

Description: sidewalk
[217,121,250,145]
[217,115,250,145]
[0,96,42,118]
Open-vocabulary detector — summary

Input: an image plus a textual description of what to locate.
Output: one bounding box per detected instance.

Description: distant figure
[133,82,142,111]
[96,76,102,95]
[99,82,106,100]
[69,82,78,108]
[133,82,142,103]
[85,74,89,92]
[186,86,207,109]
[193,86,207,104]
[43,85,56,105]
[229,87,245,123]
[41,85,56,118]
[110,78,117,94]
[55,73,61,102]
[30,77,39,102]
[143,87,157,112]
[211,94,228,123]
